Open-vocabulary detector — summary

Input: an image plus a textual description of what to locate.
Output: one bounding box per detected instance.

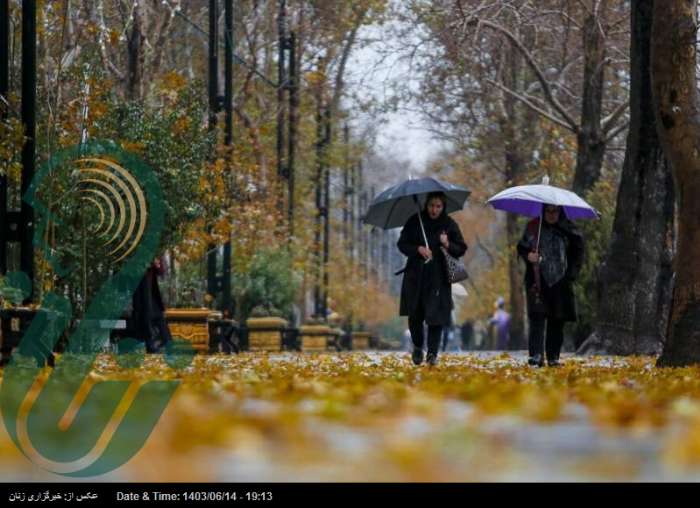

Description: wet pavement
[1,352,700,482]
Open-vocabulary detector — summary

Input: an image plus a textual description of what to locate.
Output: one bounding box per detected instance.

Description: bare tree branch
[602,99,629,133]
[604,119,629,143]
[486,78,577,132]
[464,17,580,132]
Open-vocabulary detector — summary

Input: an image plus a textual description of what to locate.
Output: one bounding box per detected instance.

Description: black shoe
[547,357,561,367]
[528,354,544,367]
[426,352,438,366]
[412,349,424,366]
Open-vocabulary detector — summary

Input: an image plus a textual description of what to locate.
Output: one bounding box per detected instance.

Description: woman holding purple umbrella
[517,204,584,367]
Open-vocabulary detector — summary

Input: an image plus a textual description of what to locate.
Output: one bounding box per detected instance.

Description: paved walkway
[1,352,699,482]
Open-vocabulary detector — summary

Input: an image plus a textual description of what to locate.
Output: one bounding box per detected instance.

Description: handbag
[440,246,469,284]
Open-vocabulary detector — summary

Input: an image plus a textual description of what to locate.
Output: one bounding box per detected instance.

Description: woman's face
[544,205,561,225]
[427,198,444,219]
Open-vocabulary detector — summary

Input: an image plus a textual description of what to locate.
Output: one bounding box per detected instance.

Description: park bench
[0,307,116,366]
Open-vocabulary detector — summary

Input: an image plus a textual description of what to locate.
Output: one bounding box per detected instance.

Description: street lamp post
[0,0,10,275]
[20,0,36,300]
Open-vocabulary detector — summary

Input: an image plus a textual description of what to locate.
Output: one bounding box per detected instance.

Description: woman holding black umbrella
[397,192,468,366]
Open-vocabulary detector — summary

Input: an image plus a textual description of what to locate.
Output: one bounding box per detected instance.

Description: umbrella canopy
[486,181,599,220]
[363,177,471,230]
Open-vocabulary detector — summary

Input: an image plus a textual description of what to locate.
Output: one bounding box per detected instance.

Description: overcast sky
[345,18,448,176]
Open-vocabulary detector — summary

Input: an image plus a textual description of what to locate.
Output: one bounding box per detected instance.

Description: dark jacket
[517,217,584,322]
[131,258,172,345]
[398,212,468,325]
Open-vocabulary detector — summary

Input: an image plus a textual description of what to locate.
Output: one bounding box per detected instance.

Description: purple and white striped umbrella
[486,181,599,220]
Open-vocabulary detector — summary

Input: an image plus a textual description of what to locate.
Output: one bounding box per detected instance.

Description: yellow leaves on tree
[325,242,397,329]
[158,71,188,103]
[0,115,25,185]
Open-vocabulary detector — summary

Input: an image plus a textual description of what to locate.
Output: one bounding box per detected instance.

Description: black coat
[131,260,172,345]
[398,212,468,325]
[517,217,584,322]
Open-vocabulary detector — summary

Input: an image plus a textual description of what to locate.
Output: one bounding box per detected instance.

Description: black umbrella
[363,177,470,255]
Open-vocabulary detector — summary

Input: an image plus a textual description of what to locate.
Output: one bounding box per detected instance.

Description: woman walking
[398,192,467,366]
[518,204,584,367]
[132,256,173,353]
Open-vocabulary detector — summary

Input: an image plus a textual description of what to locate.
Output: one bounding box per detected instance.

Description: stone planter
[246,317,288,352]
[165,308,222,353]
[351,331,371,351]
[299,324,333,352]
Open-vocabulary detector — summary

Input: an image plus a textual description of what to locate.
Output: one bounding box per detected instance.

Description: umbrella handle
[532,207,544,297]
[415,197,432,263]
[535,207,543,255]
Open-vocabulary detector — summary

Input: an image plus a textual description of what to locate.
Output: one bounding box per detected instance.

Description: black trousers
[528,315,565,360]
[146,314,172,354]
[408,303,443,355]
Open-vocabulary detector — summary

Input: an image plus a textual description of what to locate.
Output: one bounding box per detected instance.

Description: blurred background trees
[0,0,689,354]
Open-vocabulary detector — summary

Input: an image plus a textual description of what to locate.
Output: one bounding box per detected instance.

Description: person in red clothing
[517,205,584,367]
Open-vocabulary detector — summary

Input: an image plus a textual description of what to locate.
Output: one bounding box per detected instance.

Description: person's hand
[527,252,540,264]
[440,232,449,248]
[418,246,433,260]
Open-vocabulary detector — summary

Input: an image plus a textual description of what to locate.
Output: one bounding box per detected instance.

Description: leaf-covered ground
[2,352,700,481]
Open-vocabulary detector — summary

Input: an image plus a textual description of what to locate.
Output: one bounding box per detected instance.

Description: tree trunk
[506,212,526,349]
[652,0,700,367]
[126,5,143,101]
[579,0,675,356]
[501,44,527,350]
[572,12,607,196]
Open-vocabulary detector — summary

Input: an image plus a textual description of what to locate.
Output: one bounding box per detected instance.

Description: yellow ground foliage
[2,354,700,480]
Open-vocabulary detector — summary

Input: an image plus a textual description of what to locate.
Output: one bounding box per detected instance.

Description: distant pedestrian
[460,320,474,350]
[489,297,511,350]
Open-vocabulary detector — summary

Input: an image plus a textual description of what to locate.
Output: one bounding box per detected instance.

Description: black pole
[357,162,367,280]
[322,106,331,319]
[343,124,350,247]
[208,0,219,129]
[207,246,218,307]
[313,92,323,319]
[20,0,35,298]
[0,0,7,103]
[276,0,287,182]
[370,186,376,278]
[222,242,231,315]
[222,0,233,317]
[224,0,233,147]
[350,161,356,264]
[0,0,9,275]
[287,31,297,238]
[207,0,219,302]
